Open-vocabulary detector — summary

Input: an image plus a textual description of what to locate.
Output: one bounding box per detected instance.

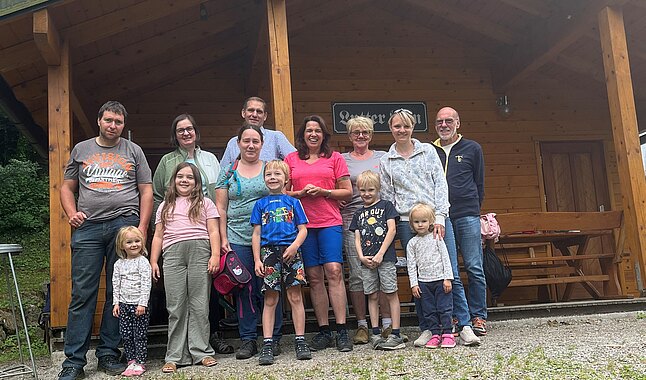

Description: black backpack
[483,245,512,303]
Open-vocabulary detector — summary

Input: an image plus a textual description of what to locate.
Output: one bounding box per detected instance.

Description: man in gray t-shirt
[58,101,153,380]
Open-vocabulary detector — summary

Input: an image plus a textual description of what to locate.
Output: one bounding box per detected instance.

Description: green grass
[0,326,49,362]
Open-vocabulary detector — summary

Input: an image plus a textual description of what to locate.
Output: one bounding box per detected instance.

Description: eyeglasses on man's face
[435,118,457,127]
[176,126,195,135]
[351,130,371,137]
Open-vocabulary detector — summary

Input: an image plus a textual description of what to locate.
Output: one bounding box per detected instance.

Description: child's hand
[372,254,383,266]
[135,305,146,316]
[443,279,452,293]
[359,255,372,268]
[255,261,265,277]
[208,256,220,274]
[151,263,161,282]
[283,245,297,264]
[221,238,231,253]
[112,304,119,318]
[412,286,421,298]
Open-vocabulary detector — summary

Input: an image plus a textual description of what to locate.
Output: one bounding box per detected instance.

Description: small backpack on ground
[212,248,252,296]
[480,212,501,243]
[483,245,512,304]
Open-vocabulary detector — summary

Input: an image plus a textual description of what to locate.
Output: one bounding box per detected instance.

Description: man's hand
[68,211,88,228]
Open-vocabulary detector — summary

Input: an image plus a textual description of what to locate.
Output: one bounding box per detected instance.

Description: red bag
[212,248,252,296]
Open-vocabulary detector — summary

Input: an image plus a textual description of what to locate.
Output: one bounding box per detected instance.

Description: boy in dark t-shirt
[251,160,311,365]
[349,171,404,351]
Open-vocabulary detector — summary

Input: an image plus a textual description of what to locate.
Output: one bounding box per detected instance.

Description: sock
[295,335,305,342]
[320,325,331,335]
[336,323,347,333]
[372,327,381,336]
[382,317,392,329]
[392,328,401,337]
[357,319,368,328]
[263,338,273,346]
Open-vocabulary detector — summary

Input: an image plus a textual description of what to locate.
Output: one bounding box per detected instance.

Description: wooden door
[540,141,618,299]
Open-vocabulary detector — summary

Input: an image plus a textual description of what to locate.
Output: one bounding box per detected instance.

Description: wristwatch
[326,189,332,198]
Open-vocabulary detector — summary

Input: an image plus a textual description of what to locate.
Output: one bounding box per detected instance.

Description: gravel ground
[17,311,646,379]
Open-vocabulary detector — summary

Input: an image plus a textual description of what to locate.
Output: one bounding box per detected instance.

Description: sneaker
[459,326,481,346]
[310,331,334,351]
[272,340,281,356]
[353,326,369,344]
[58,367,85,380]
[258,343,274,365]
[336,329,353,352]
[441,334,456,348]
[236,340,258,360]
[295,339,312,360]
[210,331,234,354]
[131,363,146,376]
[472,317,487,336]
[97,355,126,375]
[370,334,385,350]
[121,360,136,377]
[380,334,405,351]
[414,330,433,347]
[381,325,392,339]
[425,335,441,349]
[451,318,460,337]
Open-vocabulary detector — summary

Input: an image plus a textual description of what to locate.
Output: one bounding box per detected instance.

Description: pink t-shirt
[155,197,219,250]
[285,151,349,228]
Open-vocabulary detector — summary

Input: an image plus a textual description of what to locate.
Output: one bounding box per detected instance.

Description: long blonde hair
[160,162,204,227]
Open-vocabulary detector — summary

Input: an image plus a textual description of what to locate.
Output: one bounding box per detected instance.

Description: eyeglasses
[176,126,195,135]
[435,118,457,126]
[393,108,413,115]
[351,130,371,137]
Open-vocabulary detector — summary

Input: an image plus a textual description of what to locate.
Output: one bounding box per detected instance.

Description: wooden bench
[489,211,627,302]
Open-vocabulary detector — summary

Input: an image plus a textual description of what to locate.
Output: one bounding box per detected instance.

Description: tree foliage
[0,159,49,232]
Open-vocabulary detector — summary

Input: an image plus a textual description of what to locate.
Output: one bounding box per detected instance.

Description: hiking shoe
[236,340,258,360]
[295,339,312,360]
[210,331,234,354]
[258,343,274,365]
[336,329,353,352]
[472,317,487,336]
[131,363,146,376]
[441,334,456,348]
[459,326,481,346]
[97,355,126,375]
[381,334,405,350]
[310,331,334,351]
[370,334,385,350]
[425,335,441,349]
[58,367,85,380]
[414,330,433,347]
[381,325,392,339]
[272,340,281,356]
[353,326,369,344]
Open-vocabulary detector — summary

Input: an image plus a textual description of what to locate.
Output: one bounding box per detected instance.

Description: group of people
[56,96,488,380]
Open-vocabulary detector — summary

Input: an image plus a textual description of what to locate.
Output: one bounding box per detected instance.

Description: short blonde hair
[264,160,290,181]
[356,170,380,190]
[346,116,374,135]
[408,203,436,230]
[115,226,148,259]
[388,109,416,129]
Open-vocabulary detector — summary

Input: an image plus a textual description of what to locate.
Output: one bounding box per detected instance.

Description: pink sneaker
[121,361,137,377]
[131,363,146,376]
[441,334,456,348]
[425,335,441,349]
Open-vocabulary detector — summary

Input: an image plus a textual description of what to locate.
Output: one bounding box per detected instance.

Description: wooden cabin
[1,0,645,331]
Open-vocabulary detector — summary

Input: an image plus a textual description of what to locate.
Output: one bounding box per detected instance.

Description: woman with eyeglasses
[339,116,392,345]
[379,108,451,347]
[284,115,354,352]
[152,114,232,354]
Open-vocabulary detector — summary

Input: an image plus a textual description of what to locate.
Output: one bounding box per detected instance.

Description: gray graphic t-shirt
[64,138,152,221]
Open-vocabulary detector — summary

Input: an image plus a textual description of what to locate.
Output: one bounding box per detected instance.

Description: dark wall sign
[332,102,428,133]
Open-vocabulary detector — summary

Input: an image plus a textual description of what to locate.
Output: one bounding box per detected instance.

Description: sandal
[161,362,176,373]
[201,356,217,367]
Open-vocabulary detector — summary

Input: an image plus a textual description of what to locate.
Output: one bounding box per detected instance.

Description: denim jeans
[451,216,487,320]
[230,244,282,342]
[419,280,453,335]
[63,214,139,368]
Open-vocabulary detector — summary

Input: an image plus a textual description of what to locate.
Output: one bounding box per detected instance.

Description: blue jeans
[230,244,282,342]
[451,216,487,320]
[63,214,139,369]
[419,281,453,335]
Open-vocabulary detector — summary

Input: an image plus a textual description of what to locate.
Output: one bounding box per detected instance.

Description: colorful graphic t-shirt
[349,199,399,262]
[64,138,152,221]
[250,194,309,246]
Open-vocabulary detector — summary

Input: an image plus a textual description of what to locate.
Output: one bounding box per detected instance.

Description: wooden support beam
[493,0,628,91]
[33,9,61,66]
[598,6,646,292]
[266,0,294,143]
[47,41,72,328]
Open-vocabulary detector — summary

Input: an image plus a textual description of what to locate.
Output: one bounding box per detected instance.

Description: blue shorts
[301,225,343,268]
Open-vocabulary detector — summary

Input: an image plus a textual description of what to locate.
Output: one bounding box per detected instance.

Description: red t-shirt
[285,151,349,228]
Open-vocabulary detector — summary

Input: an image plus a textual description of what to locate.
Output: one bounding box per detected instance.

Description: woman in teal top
[215,124,281,360]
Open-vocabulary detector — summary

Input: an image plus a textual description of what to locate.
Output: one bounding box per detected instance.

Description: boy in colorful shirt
[251,160,311,365]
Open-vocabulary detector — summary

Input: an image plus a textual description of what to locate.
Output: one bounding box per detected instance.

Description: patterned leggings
[118,303,150,364]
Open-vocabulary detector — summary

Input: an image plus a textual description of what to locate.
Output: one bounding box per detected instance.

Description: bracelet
[326,189,332,198]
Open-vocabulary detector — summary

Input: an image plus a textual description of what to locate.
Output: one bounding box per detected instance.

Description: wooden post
[598,6,646,293]
[266,0,294,143]
[35,8,72,327]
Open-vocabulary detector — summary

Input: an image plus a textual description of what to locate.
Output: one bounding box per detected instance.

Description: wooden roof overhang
[0,0,645,326]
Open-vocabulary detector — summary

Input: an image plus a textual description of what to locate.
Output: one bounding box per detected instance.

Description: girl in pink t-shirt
[285,115,354,352]
[150,162,220,373]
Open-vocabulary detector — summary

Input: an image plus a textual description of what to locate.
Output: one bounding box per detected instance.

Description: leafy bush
[0,159,49,232]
